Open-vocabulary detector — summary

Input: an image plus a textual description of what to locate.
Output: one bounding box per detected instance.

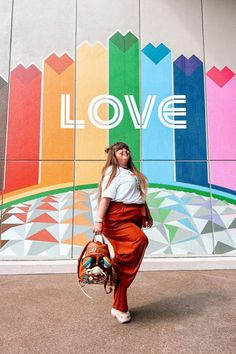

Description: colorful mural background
[0,0,235,258]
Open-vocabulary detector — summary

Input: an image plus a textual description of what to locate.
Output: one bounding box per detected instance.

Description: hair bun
[104,147,110,153]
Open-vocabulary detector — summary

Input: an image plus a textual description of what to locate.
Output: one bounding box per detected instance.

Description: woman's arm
[96,197,112,219]
[93,197,112,234]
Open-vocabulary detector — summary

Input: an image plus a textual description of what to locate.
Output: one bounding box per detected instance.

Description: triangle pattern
[26,229,58,243]
[1,187,236,257]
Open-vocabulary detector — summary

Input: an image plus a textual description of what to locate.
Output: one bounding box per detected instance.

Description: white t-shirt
[101,166,145,204]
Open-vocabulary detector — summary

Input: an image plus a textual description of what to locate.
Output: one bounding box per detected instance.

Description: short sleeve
[101,167,118,199]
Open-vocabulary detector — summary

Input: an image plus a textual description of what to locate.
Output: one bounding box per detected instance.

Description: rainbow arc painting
[0,0,235,258]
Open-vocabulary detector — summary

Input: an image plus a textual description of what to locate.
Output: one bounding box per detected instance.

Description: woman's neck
[119,164,128,168]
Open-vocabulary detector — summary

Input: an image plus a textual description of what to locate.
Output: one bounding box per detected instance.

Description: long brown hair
[97,142,148,205]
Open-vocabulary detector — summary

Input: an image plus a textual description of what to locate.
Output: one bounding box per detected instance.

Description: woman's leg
[103,221,149,312]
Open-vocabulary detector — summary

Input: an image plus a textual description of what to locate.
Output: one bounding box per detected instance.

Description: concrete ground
[0,270,236,354]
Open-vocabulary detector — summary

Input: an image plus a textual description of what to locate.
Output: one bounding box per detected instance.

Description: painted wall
[0,0,235,258]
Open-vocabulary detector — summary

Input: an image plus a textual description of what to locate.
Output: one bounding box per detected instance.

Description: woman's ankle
[112,307,129,313]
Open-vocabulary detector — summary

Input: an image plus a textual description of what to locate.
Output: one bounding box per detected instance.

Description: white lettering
[88,95,123,129]
[124,95,156,128]
[60,94,187,130]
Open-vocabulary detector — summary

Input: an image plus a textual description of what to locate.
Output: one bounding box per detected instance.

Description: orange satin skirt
[102,201,149,312]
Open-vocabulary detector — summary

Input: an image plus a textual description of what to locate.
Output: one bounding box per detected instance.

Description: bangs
[113,142,130,152]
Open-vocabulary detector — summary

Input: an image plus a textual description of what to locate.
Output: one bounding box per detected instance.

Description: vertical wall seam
[1,0,14,241]
[200,0,215,255]
[139,0,142,172]
[71,0,78,259]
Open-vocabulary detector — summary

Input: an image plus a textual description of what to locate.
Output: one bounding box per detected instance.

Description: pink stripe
[206,75,236,190]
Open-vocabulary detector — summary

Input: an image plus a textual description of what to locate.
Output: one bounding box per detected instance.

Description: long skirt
[102,201,149,312]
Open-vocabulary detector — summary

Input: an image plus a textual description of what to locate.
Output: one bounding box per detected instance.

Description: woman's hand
[144,202,153,228]
[93,222,103,235]
[145,218,153,228]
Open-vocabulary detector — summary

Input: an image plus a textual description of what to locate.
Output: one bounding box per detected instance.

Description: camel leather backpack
[77,233,117,298]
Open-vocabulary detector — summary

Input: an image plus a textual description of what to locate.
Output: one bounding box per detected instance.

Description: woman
[93,141,153,324]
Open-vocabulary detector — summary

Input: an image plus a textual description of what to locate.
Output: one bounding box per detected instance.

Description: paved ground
[0,269,236,354]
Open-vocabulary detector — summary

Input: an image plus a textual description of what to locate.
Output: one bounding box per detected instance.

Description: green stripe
[149,183,236,205]
[109,31,140,168]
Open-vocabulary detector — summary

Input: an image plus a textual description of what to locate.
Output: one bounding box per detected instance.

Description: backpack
[77,234,117,299]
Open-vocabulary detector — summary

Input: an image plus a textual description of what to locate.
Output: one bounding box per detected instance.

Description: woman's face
[115,147,130,166]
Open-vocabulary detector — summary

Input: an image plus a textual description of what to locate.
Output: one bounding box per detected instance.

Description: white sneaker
[111,308,131,323]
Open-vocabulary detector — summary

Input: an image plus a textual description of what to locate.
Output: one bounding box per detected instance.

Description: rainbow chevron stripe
[0,31,235,201]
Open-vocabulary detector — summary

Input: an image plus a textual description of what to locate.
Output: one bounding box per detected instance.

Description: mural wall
[0,0,235,259]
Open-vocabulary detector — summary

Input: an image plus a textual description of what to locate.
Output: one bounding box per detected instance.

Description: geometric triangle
[167,204,190,216]
[7,207,27,214]
[182,196,192,204]
[74,191,87,201]
[58,210,74,223]
[166,210,189,223]
[26,229,58,242]
[146,238,168,252]
[213,223,227,232]
[159,198,178,208]
[63,232,89,246]
[1,225,26,240]
[185,205,201,215]
[26,241,57,255]
[155,208,170,222]
[14,213,27,222]
[0,240,9,248]
[201,221,213,234]
[2,215,25,224]
[36,203,58,210]
[194,209,212,219]
[165,224,178,242]
[190,218,207,233]
[43,243,61,256]
[57,224,73,242]
[221,207,236,215]
[30,213,58,223]
[212,206,226,214]
[65,214,91,225]
[73,209,91,218]
[60,202,73,210]
[18,206,31,212]
[217,215,236,228]
[45,224,61,241]
[154,189,172,198]
[41,196,58,202]
[178,218,197,232]
[0,241,19,256]
[151,196,166,208]
[214,241,236,254]
[211,213,226,228]
[163,245,173,254]
[200,233,214,253]
[144,226,169,244]
[7,239,25,256]
[228,218,236,229]
[74,202,90,211]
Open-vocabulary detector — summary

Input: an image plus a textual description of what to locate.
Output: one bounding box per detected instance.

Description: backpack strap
[92,233,106,243]
[104,266,113,294]
[77,240,92,280]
